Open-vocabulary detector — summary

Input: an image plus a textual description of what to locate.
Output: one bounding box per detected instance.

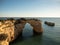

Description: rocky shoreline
[0,18,43,45]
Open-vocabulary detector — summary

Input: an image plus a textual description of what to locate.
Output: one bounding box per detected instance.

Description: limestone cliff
[0,18,43,45]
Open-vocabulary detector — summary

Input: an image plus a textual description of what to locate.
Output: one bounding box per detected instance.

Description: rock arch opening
[22,23,33,37]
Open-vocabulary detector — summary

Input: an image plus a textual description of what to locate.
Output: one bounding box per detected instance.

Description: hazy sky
[0,0,60,17]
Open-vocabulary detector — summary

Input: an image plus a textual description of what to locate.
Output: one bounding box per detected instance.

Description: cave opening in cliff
[22,23,33,38]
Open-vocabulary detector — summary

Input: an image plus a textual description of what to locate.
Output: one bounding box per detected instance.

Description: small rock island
[44,21,55,26]
[0,18,43,45]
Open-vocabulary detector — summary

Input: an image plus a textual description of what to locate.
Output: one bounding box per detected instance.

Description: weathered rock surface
[27,19,43,34]
[0,18,43,45]
[44,21,55,26]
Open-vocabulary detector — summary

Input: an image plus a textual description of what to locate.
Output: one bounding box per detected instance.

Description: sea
[0,17,60,45]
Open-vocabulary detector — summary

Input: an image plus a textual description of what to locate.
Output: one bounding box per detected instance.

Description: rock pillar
[28,19,43,35]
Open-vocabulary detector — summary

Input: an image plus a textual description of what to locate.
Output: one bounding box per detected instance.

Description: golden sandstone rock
[0,18,43,45]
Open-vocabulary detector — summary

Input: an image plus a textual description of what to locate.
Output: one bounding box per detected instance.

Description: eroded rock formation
[27,19,43,35]
[0,18,43,45]
[44,21,55,26]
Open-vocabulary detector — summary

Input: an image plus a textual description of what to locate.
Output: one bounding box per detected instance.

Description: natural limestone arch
[14,18,43,36]
[0,18,43,45]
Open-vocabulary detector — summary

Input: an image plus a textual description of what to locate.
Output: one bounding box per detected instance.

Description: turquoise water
[0,18,60,45]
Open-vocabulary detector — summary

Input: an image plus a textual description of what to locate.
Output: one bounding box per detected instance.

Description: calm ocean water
[0,17,60,45]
